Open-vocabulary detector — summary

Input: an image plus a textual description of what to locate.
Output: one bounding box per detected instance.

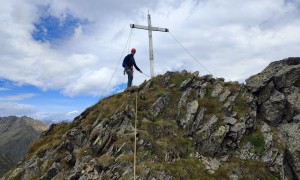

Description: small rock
[293,114,300,122]
[229,174,239,180]
[216,78,225,82]
[192,71,200,76]
[211,83,223,97]
[202,74,214,82]
[207,169,215,175]
[168,84,176,88]
[139,90,146,100]
[261,123,273,150]
[40,163,61,180]
[224,117,237,125]
[144,81,153,89]
[198,88,207,98]
[230,123,246,133]
[163,75,171,86]
[219,88,231,102]
[183,100,199,129]
[181,70,188,75]
[179,77,194,90]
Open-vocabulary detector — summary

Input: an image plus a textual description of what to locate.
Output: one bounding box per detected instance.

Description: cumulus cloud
[0,93,36,101]
[0,99,81,121]
[62,67,117,96]
[31,110,80,122]
[1,0,300,98]
[0,102,37,117]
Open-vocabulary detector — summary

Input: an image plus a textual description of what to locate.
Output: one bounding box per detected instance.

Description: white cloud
[0,101,37,117]
[62,67,119,96]
[31,110,80,122]
[66,110,79,116]
[1,0,300,98]
[0,99,81,121]
[0,88,10,91]
[0,93,36,101]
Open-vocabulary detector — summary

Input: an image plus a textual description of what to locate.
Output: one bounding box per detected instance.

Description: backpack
[122,54,130,68]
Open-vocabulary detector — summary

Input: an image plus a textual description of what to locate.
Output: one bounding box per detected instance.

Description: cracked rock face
[149,92,171,120]
[3,58,300,180]
[246,57,300,179]
[279,123,300,178]
[246,57,300,93]
[260,89,286,125]
[246,57,300,125]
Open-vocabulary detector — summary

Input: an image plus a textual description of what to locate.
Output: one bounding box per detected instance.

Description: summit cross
[130,12,169,78]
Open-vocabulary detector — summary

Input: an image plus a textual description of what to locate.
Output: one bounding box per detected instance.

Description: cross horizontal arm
[130,24,169,32]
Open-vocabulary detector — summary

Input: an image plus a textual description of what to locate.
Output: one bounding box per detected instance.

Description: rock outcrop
[3,57,300,179]
[246,57,300,125]
[246,57,300,179]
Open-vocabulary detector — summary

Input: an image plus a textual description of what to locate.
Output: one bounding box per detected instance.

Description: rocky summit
[3,57,300,180]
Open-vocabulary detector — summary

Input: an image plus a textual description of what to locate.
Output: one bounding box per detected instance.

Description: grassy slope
[21,72,278,179]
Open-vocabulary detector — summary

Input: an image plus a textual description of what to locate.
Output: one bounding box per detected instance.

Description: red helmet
[131,48,136,53]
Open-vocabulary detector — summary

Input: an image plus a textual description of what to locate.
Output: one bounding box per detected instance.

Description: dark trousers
[125,68,133,87]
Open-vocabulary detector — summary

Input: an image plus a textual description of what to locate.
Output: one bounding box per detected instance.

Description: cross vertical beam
[147,13,154,78]
[130,12,169,78]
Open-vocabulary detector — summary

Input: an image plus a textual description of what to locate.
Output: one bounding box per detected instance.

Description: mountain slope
[0,154,14,176]
[3,57,300,180]
[0,116,49,176]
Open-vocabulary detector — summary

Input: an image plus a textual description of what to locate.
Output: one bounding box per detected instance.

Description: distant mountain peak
[0,116,49,176]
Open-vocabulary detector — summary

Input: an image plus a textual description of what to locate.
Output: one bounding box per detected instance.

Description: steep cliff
[3,57,299,180]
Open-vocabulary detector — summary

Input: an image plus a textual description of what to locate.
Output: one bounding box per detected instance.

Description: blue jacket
[122,54,141,71]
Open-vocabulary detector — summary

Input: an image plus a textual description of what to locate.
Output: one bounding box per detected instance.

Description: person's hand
[139,70,143,73]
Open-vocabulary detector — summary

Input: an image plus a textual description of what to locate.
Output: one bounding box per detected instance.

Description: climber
[122,48,143,87]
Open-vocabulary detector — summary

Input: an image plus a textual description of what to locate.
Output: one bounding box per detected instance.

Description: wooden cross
[130,12,169,78]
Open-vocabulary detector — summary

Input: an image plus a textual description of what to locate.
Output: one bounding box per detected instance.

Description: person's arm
[133,60,142,72]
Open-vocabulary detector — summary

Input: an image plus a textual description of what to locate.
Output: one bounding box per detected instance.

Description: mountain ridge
[3,57,300,179]
[0,116,49,177]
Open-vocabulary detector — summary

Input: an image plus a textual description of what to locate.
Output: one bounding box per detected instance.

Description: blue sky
[33,14,81,44]
[0,79,99,121]
[0,78,127,121]
[1,0,300,121]
[0,10,100,121]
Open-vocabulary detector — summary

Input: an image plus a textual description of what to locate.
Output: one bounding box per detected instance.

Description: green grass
[206,88,213,97]
[77,145,93,159]
[26,122,71,160]
[96,154,115,168]
[31,160,54,180]
[241,128,266,154]
[156,91,167,97]
[140,119,178,139]
[232,93,251,118]
[215,158,278,179]
[198,97,223,116]
[250,135,265,153]
[168,72,193,86]
[223,82,239,93]
[139,118,196,163]
[80,92,135,129]
[148,158,209,179]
